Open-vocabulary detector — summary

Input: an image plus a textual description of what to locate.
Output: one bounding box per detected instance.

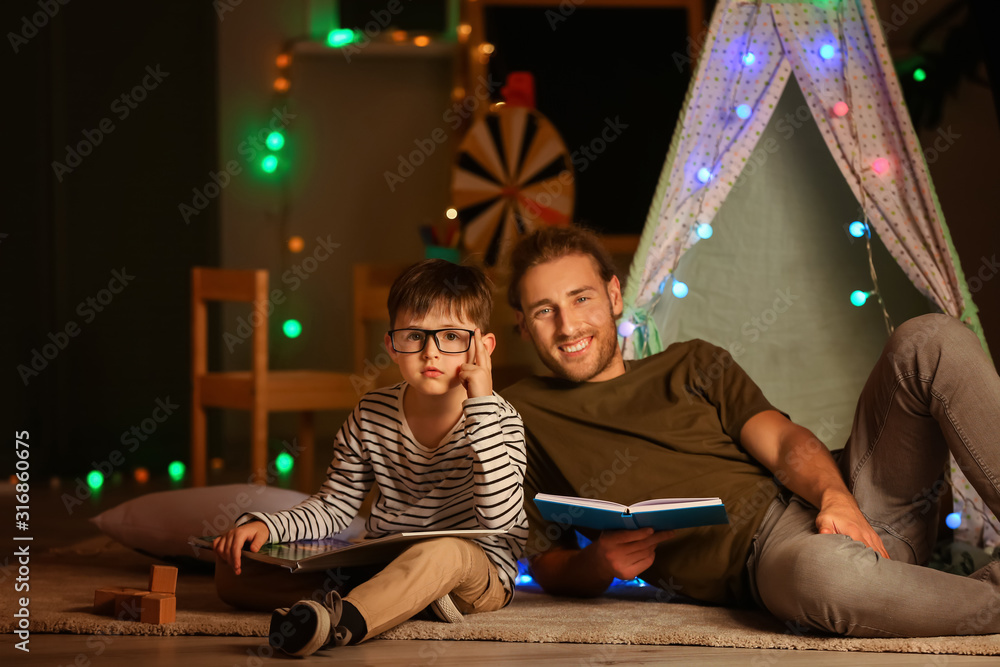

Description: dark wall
[6,0,218,476]
[485,6,690,235]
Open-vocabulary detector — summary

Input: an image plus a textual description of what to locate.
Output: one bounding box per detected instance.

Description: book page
[534,493,627,512]
[629,497,723,512]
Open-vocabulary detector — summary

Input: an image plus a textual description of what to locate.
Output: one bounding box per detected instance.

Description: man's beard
[536,318,619,382]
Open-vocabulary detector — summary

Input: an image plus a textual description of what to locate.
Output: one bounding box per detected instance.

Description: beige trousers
[215,537,510,642]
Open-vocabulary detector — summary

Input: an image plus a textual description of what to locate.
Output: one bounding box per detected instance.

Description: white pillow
[90,484,309,566]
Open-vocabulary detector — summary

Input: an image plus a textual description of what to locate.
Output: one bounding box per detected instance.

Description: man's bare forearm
[529,546,614,597]
[775,422,854,510]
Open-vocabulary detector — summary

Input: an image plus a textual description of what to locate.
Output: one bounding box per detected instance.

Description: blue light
[697,168,712,183]
[945,512,962,530]
[736,104,752,120]
[515,573,534,585]
[848,221,868,238]
[820,44,837,60]
[696,223,714,239]
[672,281,689,299]
[742,52,756,66]
[850,290,869,307]
[617,320,636,337]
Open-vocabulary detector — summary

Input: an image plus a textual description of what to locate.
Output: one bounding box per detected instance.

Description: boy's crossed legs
[344,536,509,640]
[753,314,1000,637]
[216,537,508,653]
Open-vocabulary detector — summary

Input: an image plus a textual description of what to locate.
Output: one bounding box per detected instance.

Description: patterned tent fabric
[623,0,996,548]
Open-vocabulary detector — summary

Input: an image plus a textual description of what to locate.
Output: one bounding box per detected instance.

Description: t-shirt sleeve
[690,341,788,444]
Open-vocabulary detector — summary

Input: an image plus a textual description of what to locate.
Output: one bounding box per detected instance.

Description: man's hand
[212,521,270,575]
[459,328,493,399]
[816,491,890,559]
[591,528,676,581]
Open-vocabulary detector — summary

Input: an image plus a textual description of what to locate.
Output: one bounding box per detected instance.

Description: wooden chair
[191,267,398,491]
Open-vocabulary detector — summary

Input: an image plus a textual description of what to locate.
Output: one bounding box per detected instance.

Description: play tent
[621,0,997,547]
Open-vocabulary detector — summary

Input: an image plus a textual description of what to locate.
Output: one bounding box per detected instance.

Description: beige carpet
[3,537,998,655]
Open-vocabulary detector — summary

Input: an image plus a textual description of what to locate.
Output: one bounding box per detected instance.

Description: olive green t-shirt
[502,339,785,606]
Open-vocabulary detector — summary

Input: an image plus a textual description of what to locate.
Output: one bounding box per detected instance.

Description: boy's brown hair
[506,226,617,312]
[387,259,493,331]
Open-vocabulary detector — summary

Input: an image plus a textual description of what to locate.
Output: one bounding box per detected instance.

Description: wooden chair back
[191,268,269,382]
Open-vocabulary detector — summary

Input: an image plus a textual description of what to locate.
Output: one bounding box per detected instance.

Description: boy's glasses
[388,328,474,354]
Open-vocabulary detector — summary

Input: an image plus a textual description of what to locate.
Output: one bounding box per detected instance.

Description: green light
[283,319,302,338]
[276,452,294,474]
[168,461,186,482]
[913,68,927,82]
[266,131,285,151]
[261,155,279,173]
[327,29,356,48]
[850,290,870,307]
[87,470,104,490]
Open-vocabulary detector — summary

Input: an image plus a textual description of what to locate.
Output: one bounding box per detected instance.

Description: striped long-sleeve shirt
[240,383,528,593]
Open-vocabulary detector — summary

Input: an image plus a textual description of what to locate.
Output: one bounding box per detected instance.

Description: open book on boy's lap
[533,493,729,532]
[190,529,506,572]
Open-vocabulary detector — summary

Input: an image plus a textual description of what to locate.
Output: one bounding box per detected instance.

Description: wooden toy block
[93,587,128,616]
[140,593,176,624]
[148,565,178,595]
[114,588,150,621]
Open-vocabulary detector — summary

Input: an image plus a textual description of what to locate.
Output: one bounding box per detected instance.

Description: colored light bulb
[327,29,356,48]
[872,158,890,175]
[87,470,104,490]
[697,168,712,184]
[283,319,302,338]
[276,452,294,474]
[618,320,636,337]
[820,44,836,60]
[850,290,870,307]
[168,461,185,482]
[288,236,304,253]
[736,104,752,120]
[261,155,278,173]
[266,131,285,151]
[945,512,962,529]
[833,101,849,117]
[742,52,756,66]
[672,281,689,299]
[696,223,714,239]
[914,68,927,82]
[848,221,868,238]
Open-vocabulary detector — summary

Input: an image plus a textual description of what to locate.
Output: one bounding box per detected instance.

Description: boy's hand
[459,328,493,399]
[212,520,270,575]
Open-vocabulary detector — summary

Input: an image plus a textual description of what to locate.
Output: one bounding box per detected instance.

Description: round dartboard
[452,105,575,267]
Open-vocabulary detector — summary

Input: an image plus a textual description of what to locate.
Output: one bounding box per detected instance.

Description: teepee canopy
[623,0,986,357]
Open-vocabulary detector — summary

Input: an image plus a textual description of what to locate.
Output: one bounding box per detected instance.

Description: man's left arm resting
[740,410,890,559]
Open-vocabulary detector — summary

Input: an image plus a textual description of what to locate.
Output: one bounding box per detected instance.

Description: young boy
[213,259,528,656]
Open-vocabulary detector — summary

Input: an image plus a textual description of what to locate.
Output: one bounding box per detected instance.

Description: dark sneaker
[428,593,464,624]
[269,591,353,657]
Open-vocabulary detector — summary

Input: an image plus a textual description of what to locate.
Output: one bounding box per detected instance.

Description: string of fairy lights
[616,0,937,349]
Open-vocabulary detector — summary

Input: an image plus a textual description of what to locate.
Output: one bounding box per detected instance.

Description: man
[502,226,1000,637]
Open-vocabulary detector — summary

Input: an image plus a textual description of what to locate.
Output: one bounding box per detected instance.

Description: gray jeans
[747,314,1000,637]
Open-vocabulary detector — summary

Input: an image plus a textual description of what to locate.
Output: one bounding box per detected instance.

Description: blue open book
[533,493,729,531]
